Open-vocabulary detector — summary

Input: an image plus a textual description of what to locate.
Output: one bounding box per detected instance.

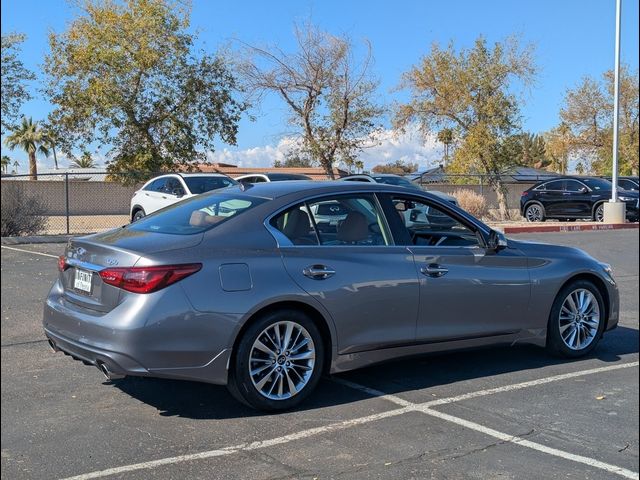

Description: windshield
[183,176,237,194]
[128,193,266,235]
[374,176,421,190]
[581,178,613,191]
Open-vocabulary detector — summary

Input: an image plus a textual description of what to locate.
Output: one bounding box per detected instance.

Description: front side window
[565,180,586,192]
[129,193,266,235]
[389,196,481,247]
[145,178,168,192]
[270,195,389,246]
[544,180,565,191]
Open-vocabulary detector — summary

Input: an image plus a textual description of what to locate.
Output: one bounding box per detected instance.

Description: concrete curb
[498,223,639,234]
[1,234,76,245]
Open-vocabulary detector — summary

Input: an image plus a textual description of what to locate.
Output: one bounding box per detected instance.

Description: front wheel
[132,209,146,222]
[593,203,605,222]
[546,280,605,358]
[227,310,324,411]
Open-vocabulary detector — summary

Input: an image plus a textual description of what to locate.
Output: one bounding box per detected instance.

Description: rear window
[184,176,237,194]
[128,193,266,235]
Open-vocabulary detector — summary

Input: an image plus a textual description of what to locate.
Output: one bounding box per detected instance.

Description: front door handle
[303,265,336,280]
[421,263,449,278]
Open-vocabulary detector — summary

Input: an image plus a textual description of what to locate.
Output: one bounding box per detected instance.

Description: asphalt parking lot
[1,230,638,480]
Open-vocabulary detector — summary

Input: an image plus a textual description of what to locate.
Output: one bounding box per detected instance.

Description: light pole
[603,0,626,223]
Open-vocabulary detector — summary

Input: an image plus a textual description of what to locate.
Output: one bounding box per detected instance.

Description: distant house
[4,167,109,181]
[409,165,446,184]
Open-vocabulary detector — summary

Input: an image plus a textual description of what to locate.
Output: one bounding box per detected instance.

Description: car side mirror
[487,229,508,251]
[172,188,185,198]
[579,187,589,194]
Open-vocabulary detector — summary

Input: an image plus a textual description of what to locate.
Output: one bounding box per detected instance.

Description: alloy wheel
[249,321,316,400]
[526,204,543,222]
[558,289,600,351]
[595,204,605,222]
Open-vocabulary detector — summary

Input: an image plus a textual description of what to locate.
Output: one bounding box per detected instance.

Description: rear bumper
[43,280,237,385]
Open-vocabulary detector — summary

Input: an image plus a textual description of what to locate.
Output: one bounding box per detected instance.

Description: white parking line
[0,245,58,259]
[338,361,640,480]
[58,360,639,480]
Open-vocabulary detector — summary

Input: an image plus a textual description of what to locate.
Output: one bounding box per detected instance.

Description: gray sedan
[43,181,619,411]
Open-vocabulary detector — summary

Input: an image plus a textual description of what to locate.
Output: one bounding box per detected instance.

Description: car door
[270,193,420,354]
[564,179,592,217]
[539,180,566,216]
[142,177,169,214]
[379,193,531,342]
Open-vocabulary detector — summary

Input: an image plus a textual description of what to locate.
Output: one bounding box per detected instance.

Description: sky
[1,0,639,173]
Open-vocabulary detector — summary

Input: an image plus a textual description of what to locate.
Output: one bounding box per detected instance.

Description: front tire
[132,209,146,222]
[593,203,605,222]
[546,280,605,358]
[227,310,324,411]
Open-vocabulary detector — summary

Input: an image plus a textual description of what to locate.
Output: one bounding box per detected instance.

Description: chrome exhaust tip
[97,362,125,381]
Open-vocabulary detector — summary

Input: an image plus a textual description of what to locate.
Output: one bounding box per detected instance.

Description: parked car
[45,181,619,411]
[605,176,639,191]
[235,173,313,183]
[130,173,238,221]
[520,177,639,222]
[339,173,458,227]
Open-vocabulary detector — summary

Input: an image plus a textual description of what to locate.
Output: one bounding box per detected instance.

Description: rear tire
[227,309,324,411]
[546,280,605,358]
[524,203,546,222]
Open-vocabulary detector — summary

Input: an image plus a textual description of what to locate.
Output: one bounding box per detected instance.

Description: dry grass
[452,189,489,219]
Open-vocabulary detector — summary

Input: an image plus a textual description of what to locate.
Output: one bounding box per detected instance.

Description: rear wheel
[227,310,324,411]
[546,280,605,358]
[525,203,545,222]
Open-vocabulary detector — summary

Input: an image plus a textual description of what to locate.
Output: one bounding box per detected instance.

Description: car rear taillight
[99,263,202,294]
[521,191,529,196]
[58,256,68,272]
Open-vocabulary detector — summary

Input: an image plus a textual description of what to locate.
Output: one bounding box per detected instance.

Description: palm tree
[70,151,96,168]
[436,128,454,166]
[3,117,49,180]
[1,155,10,174]
[354,160,364,174]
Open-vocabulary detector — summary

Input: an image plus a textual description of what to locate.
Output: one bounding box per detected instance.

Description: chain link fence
[1,171,142,236]
[1,170,566,237]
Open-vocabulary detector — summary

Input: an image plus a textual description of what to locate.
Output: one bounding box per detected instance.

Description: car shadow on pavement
[113,326,638,420]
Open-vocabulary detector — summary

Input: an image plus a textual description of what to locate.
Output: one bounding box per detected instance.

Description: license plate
[74,269,93,293]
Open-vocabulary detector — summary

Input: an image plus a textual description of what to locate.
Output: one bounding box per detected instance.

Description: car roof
[222,180,425,200]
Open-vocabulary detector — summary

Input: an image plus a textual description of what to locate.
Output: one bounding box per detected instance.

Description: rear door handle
[303,265,336,280]
[421,263,449,278]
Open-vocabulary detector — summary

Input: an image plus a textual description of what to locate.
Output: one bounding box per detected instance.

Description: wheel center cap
[277,356,286,365]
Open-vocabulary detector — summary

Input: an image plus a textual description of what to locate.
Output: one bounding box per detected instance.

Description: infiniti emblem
[105,257,119,266]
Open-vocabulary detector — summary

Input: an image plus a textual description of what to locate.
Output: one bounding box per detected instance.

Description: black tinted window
[164,178,182,193]
[145,178,167,192]
[545,180,565,191]
[129,193,266,235]
[565,180,585,192]
[184,176,236,194]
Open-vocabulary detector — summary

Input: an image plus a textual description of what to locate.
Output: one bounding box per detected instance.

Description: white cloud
[206,123,444,172]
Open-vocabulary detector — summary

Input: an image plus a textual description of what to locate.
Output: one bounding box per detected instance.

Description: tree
[3,117,50,179]
[543,122,571,174]
[436,128,455,165]
[395,37,536,219]
[239,23,384,179]
[372,159,418,174]
[273,151,315,168]
[70,151,97,168]
[557,66,639,175]
[1,155,10,174]
[44,0,246,183]
[1,33,35,134]
[354,160,364,173]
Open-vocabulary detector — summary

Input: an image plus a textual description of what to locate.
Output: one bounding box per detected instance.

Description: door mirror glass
[579,186,589,194]
[172,187,185,197]
[487,229,508,251]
